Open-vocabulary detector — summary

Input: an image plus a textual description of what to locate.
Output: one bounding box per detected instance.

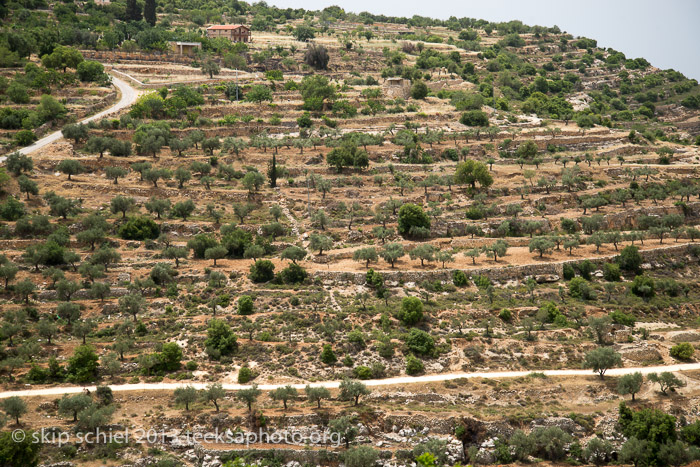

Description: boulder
[535,274,560,283]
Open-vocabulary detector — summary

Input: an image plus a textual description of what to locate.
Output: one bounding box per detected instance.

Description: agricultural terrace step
[312,243,697,285]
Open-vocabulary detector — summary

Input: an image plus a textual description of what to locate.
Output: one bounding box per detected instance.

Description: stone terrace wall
[312,243,698,285]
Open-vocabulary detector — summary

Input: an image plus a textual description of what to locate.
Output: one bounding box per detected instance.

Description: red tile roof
[206,24,248,30]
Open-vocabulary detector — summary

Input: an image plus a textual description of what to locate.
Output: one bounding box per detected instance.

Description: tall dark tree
[268,153,277,188]
[144,0,156,26]
[126,0,142,22]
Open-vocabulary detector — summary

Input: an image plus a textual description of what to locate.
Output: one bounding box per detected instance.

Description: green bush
[617,245,642,272]
[631,275,655,300]
[610,310,635,326]
[0,196,26,221]
[465,206,484,220]
[569,277,595,300]
[405,354,424,375]
[320,344,337,365]
[603,263,621,282]
[473,274,491,289]
[405,328,435,355]
[563,263,576,280]
[459,110,489,127]
[279,263,308,284]
[14,129,37,146]
[670,342,695,361]
[452,270,469,287]
[204,319,237,359]
[397,297,423,325]
[238,366,254,383]
[410,81,428,99]
[237,295,254,315]
[499,309,512,322]
[119,216,160,240]
[353,365,373,379]
[397,203,430,237]
[576,260,595,280]
[249,260,275,283]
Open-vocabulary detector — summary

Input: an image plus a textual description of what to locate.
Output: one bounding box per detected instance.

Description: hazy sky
[265,0,700,80]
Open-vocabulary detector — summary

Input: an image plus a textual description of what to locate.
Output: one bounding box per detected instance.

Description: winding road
[3,75,139,160]
[1,362,699,400]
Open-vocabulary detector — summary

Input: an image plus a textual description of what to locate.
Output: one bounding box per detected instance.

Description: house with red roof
[206,24,251,43]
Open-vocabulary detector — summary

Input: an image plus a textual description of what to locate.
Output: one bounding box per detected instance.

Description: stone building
[206,24,251,43]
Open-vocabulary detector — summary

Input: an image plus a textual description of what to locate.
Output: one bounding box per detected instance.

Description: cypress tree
[126,0,142,22]
[268,153,277,188]
[144,0,156,26]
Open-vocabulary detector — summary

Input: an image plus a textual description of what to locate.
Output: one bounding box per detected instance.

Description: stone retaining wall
[312,243,698,285]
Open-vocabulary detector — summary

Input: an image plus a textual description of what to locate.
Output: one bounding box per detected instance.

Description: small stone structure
[169,41,202,56]
[384,77,410,98]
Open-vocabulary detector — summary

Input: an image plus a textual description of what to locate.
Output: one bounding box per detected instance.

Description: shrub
[353,366,372,379]
[473,274,491,289]
[405,328,435,355]
[77,61,106,82]
[499,308,512,322]
[279,263,308,284]
[249,260,275,283]
[397,203,430,237]
[610,310,635,326]
[465,206,484,220]
[296,112,312,128]
[320,344,337,365]
[569,277,595,300]
[345,446,379,467]
[397,297,423,325]
[670,342,695,361]
[563,263,575,280]
[631,275,655,300]
[238,366,254,383]
[410,81,428,99]
[617,245,642,272]
[204,319,237,358]
[405,354,424,375]
[459,110,489,127]
[304,44,329,70]
[237,295,254,315]
[452,270,468,287]
[0,196,25,221]
[577,260,595,280]
[66,345,99,383]
[119,216,160,240]
[603,263,621,281]
[15,129,37,146]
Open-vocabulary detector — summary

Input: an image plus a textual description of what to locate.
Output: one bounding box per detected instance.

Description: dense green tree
[2,396,26,425]
[648,372,686,395]
[56,160,85,181]
[235,385,261,411]
[618,372,643,401]
[174,385,197,411]
[270,385,298,410]
[58,394,92,422]
[397,203,430,237]
[305,385,331,409]
[66,345,99,383]
[584,347,622,378]
[455,160,493,189]
[201,383,225,412]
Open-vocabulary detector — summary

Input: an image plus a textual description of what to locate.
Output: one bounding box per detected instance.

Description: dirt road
[1,75,139,161]
[1,361,698,399]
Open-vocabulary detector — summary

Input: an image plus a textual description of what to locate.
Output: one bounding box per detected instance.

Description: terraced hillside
[1,2,700,467]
